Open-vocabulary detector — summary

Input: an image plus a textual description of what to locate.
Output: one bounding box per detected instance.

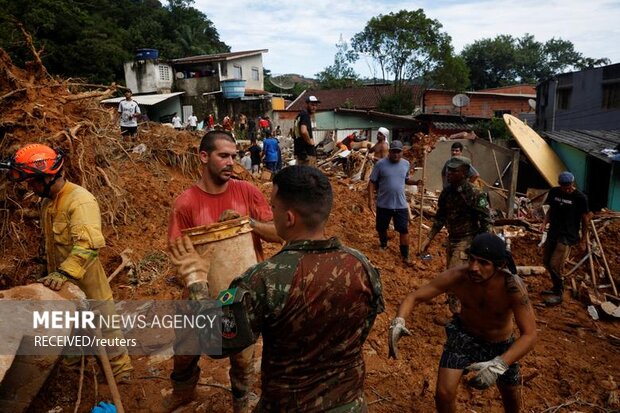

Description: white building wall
[221,55,264,90]
[123,61,174,94]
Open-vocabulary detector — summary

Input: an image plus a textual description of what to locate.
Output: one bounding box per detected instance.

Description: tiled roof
[286,85,425,111]
[543,130,620,163]
[171,49,268,65]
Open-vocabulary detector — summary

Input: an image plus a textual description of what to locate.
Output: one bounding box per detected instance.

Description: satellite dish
[176,72,185,79]
[452,94,470,108]
[269,74,296,90]
[528,98,536,110]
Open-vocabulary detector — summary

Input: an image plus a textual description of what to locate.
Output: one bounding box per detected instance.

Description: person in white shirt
[187,113,198,131]
[241,151,252,172]
[172,113,182,130]
[118,90,141,138]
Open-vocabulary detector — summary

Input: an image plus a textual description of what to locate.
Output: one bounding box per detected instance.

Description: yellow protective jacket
[41,181,112,300]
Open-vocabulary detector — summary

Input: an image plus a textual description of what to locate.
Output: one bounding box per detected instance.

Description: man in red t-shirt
[162,130,280,413]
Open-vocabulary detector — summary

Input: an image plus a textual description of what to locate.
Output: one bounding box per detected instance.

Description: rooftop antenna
[268,74,296,94]
[452,93,470,117]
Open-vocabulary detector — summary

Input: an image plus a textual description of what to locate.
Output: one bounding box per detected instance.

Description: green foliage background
[0,0,229,84]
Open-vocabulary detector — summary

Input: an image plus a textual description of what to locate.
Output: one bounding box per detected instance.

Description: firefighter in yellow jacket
[7,143,133,382]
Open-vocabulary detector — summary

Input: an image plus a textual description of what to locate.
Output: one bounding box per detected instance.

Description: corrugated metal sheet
[101,92,185,106]
[543,130,620,163]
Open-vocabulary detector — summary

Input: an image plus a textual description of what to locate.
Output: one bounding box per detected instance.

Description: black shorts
[121,126,138,136]
[376,207,409,233]
[439,317,520,386]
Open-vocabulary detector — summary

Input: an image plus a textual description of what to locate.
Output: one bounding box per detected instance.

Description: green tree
[315,35,361,89]
[460,35,518,89]
[462,34,610,89]
[350,9,462,114]
[0,0,229,83]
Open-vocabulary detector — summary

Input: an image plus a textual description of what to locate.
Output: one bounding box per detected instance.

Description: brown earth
[1,40,619,413]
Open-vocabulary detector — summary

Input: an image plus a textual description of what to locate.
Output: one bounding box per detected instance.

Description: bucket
[182,217,257,299]
[221,79,246,99]
[135,48,159,60]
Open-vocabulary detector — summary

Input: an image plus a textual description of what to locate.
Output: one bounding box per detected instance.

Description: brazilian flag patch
[217,288,237,306]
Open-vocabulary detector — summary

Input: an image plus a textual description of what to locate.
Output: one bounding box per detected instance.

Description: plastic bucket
[182,217,257,299]
[221,79,246,99]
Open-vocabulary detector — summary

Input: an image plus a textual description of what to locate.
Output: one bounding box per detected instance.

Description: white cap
[377,127,389,139]
[305,95,320,103]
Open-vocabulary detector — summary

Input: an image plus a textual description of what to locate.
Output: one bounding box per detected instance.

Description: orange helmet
[8,144,64,182]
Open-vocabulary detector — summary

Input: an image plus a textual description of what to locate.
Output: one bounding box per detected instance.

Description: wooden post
[418,149,427,254]
[590,220,618,295]
[586,231,597,288]
[487,131,505,190]
[507,150,520,219]
[92,316,125,413]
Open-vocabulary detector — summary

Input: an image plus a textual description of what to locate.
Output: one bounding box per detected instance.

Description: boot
[232,392,259,413]
[544,294,563,306]
[154,386,196,413]
[154,366,200,413]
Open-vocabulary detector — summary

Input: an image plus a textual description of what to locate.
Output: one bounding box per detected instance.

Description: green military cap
[446,155,471,169]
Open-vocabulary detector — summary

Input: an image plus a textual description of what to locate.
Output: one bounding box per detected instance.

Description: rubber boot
[233,392,259,413]
[154,366,200,413]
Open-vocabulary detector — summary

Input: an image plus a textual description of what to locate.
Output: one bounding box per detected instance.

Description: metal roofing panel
[101,92,185,106]
[543,130,620,163]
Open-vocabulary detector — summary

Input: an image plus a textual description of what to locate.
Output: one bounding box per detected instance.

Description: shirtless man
[389,233,537,413]
[369,127,389,160]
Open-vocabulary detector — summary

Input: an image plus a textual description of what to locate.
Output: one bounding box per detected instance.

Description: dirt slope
[0,43,618,413]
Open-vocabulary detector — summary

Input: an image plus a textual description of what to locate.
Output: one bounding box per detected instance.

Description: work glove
[37,271,70,291]
[466,356,509,390]
[169,235,209,288]
[92,401,117,413]
[388,317,412,359]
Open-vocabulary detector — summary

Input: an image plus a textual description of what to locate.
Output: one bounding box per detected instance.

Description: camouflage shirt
[229,237,384,413]
[432,181,492,241]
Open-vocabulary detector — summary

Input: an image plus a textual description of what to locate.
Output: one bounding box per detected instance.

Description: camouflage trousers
[171,345,256,397]
[445,236,474,314]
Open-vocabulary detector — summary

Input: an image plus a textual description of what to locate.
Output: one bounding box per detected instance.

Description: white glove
[388,317,412,359]
[466,356,509,389]
[169,235,209,287]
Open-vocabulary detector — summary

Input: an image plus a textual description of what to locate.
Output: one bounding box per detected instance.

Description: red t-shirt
[168,180,273,260]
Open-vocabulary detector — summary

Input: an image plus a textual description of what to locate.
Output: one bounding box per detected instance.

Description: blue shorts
[376,207,409,234]
[439,317,520,386]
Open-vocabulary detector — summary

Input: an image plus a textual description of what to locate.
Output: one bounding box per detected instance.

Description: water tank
[135,48,159,60]
[221,79,247,99]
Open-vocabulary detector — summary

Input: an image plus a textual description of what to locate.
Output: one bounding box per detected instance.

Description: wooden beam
[507,149,520,218]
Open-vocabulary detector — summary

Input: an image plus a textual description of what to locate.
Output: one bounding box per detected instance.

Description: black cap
[467,233,517,274]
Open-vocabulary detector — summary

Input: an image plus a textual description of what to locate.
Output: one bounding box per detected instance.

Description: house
[121,49,271,126]
[274,85,425,144]
[421,86,536,135]
[535,63,620,210]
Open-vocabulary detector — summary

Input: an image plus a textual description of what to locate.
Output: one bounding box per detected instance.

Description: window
[557,88,572,110]
[220,62,227,77]
[158,65,170,81]
[251,67,259,81]
[233,65,242,79]
[602,82,620,109]
[493,110,511,117]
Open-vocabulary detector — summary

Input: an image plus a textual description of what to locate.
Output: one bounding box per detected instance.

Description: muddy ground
[0,45,618,413]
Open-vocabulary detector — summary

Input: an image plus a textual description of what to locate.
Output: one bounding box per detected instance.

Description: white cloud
[195,0,620,78]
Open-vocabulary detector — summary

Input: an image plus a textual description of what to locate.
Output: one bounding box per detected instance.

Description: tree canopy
[315,35,361,90]
[461,34,610,89]
[0,0,229,83]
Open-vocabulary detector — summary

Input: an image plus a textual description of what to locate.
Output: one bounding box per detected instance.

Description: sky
[195,0,620,80]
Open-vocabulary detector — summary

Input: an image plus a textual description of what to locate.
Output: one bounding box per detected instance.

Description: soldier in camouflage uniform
[420,156,491,314]
[170,166,384,412]
[421,156,491,268]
